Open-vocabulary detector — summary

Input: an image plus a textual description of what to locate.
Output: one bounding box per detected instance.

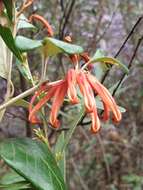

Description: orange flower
[49,81,67,128]
[86,73,122,123]
[29,80,66,128]
[29,68,122,133]
[67,69,79,104]
[77,71,95,113]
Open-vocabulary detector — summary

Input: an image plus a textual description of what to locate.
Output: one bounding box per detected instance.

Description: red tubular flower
[29,68,122,133]
[67,69,79,104]
[29,14,54,37]
[49,81,68,128]
[101,101,110,122]
[29,86,56,123]
[86,73,122,123]
[29,83,50,123]
[29,80,65,126]
[90,106,100,133]
[77,71,95,113]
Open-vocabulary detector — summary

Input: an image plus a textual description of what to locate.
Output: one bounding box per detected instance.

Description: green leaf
[16,54,34,84]
[17,14,36,30]
[90,56,129,74]
[13,99,29,108]
[0,182,32,190]
[0,25,23,61]
[92,49,105,59]
[42,37,84,56]
[0,170,26,185]
[54,132,65,178]
[61,107,84,152]
[15,36,42,51]
[0,138,67,190]
[15,36,84,56]
[3,0,13,21]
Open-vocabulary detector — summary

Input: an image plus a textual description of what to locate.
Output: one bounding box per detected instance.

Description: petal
[90,106,100,133]
[29,80,65,124]
[67,69,79,104]
[29,84,49,124]
[29,86,56,123]
[86,73,122,122]
[102,101,110,122]
[77,71,95,113]
[29,84,48,113]
[49,81,67,128]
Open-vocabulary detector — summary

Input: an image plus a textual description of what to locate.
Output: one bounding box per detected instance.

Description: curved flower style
[29,68,122,133]
[29,14,54,37]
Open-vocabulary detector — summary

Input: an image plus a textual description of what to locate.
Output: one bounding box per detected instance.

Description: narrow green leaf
[54,132,65,178]
[15,36,42,51]
[92,49,105,59]
[0,138,67,190]
[16,54,34,84]
[90,56,129,74]
[17,14,36,30]
[0,170,26,185]
[42,37,84,56]
[3,0,13,21]
[61,107,84,152]
[0,182,32,190]
[0,25,23,61]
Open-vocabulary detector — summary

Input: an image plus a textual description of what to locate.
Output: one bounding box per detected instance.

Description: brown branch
[59,0,76,39]
[112,36,143,96]
[101,15,143,84]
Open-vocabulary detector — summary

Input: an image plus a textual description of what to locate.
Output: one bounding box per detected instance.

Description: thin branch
[97,134,111,180]
[101,15,143,84]
[71,158,90,190]
[95,11,115,44]
[59,0,64,12]
[0,84,40,111]
[114,15,143,58]
[59,0,76,39]
[112,36,143,96]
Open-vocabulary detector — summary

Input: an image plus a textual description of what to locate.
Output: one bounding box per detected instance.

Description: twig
[59,0,64,12]
[71,158,90,190]
[0,84,40,111]
[84,134,111,181]
[101,15,143,84]
[95,11,116,44]
[114,15,143,58]
[97,134,111,180]
[59,0,76,39]
[112,36,143,96]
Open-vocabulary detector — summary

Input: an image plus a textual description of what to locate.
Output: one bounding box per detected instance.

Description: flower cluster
[29,67,122,133]
[28,14,122,133]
